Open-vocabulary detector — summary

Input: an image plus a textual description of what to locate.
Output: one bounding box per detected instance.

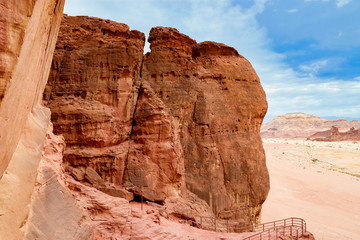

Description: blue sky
[64,0,360,122]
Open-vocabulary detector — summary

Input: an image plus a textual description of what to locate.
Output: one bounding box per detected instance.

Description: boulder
[98,186,134,201]
[127,186,166,203]
[85,167,105,187]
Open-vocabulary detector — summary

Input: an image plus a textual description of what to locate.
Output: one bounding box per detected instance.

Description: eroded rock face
[143,27,269,221]
[46,15,146,186]
[47,16,186,200]
[46,17,269,223]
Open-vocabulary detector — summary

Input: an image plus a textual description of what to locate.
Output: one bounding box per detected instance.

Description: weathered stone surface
[124,81,185,198]
[127,185,167,203]
[0,0,65,178]
[164,191,215,222]
[85,167,106,187]
[98,186,134,201]
[142,27,269,221]
[46,17,269,224]
[68,166,86,181]
[0,1,65,239]
[22,129,262,239]
[307,126,360,141]
[47,16,185,199]
[46,15,146,187]
[261,112,360,139]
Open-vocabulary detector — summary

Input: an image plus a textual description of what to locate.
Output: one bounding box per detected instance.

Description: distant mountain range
[261,112,360,139]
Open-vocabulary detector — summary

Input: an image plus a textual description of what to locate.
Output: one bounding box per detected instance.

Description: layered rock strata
[261,112,360,139]
[142,28,269,221]
[46,16,269,223]
[307,126,360,141]
[0,0,65,239]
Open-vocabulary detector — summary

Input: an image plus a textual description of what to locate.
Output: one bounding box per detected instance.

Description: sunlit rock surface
[47,16,269,223]
[0,0,65,239]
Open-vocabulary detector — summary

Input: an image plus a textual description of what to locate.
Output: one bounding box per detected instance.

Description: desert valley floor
[262,139,360,240]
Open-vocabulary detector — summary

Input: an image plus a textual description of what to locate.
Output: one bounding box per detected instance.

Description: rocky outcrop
[46,16,269,224]
[45,16,186,201]
[22,125,215,240]
[0,0,65,239]
[261,113,360,139]
[142,27,269,221]
[307,126,360,141]
[45,15,145,185]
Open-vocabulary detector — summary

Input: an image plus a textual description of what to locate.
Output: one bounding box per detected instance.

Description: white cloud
[304,0,352,7]
[288,9,298,13]
[336,0,352,7]
[304,0,330,2]
[63,0,360,121]
[299,60,328,76]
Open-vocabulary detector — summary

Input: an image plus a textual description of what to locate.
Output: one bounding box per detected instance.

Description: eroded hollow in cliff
[131,193,164,205]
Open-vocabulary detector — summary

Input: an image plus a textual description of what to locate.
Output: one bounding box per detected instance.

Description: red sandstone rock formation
[46,15,145,185]
[46,16,269,224]
[261,113,360,139]
[143,27,269,221]
[307,126,360,141]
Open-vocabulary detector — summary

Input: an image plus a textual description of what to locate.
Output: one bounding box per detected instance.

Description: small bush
[311,158,319,163]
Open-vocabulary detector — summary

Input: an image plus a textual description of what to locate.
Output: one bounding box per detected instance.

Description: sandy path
[262,139,360,240]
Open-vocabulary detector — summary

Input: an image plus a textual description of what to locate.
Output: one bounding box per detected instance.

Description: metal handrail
[196,216,306,235]
[242,217,307,240]
[242,226,301,240]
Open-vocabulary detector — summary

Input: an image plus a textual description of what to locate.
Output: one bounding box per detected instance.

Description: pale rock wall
[0,0,65,239]
[0,107,50,240]
[23,124,93,240]
[0,0,65,177]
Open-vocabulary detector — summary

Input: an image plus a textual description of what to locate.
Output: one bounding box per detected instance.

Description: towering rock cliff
[46,15,269,224]
[142,28,269,220]
[45,15,146,186]
[0,0,65,239]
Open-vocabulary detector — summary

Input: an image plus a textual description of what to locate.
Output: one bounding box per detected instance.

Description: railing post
[297,229,299,239]
[283,224,285,236]
[215,218,217,232]
[290,225,292,237]
[268,228,270,240]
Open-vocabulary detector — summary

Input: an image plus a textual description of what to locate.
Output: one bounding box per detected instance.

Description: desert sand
[262,139,360,240]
